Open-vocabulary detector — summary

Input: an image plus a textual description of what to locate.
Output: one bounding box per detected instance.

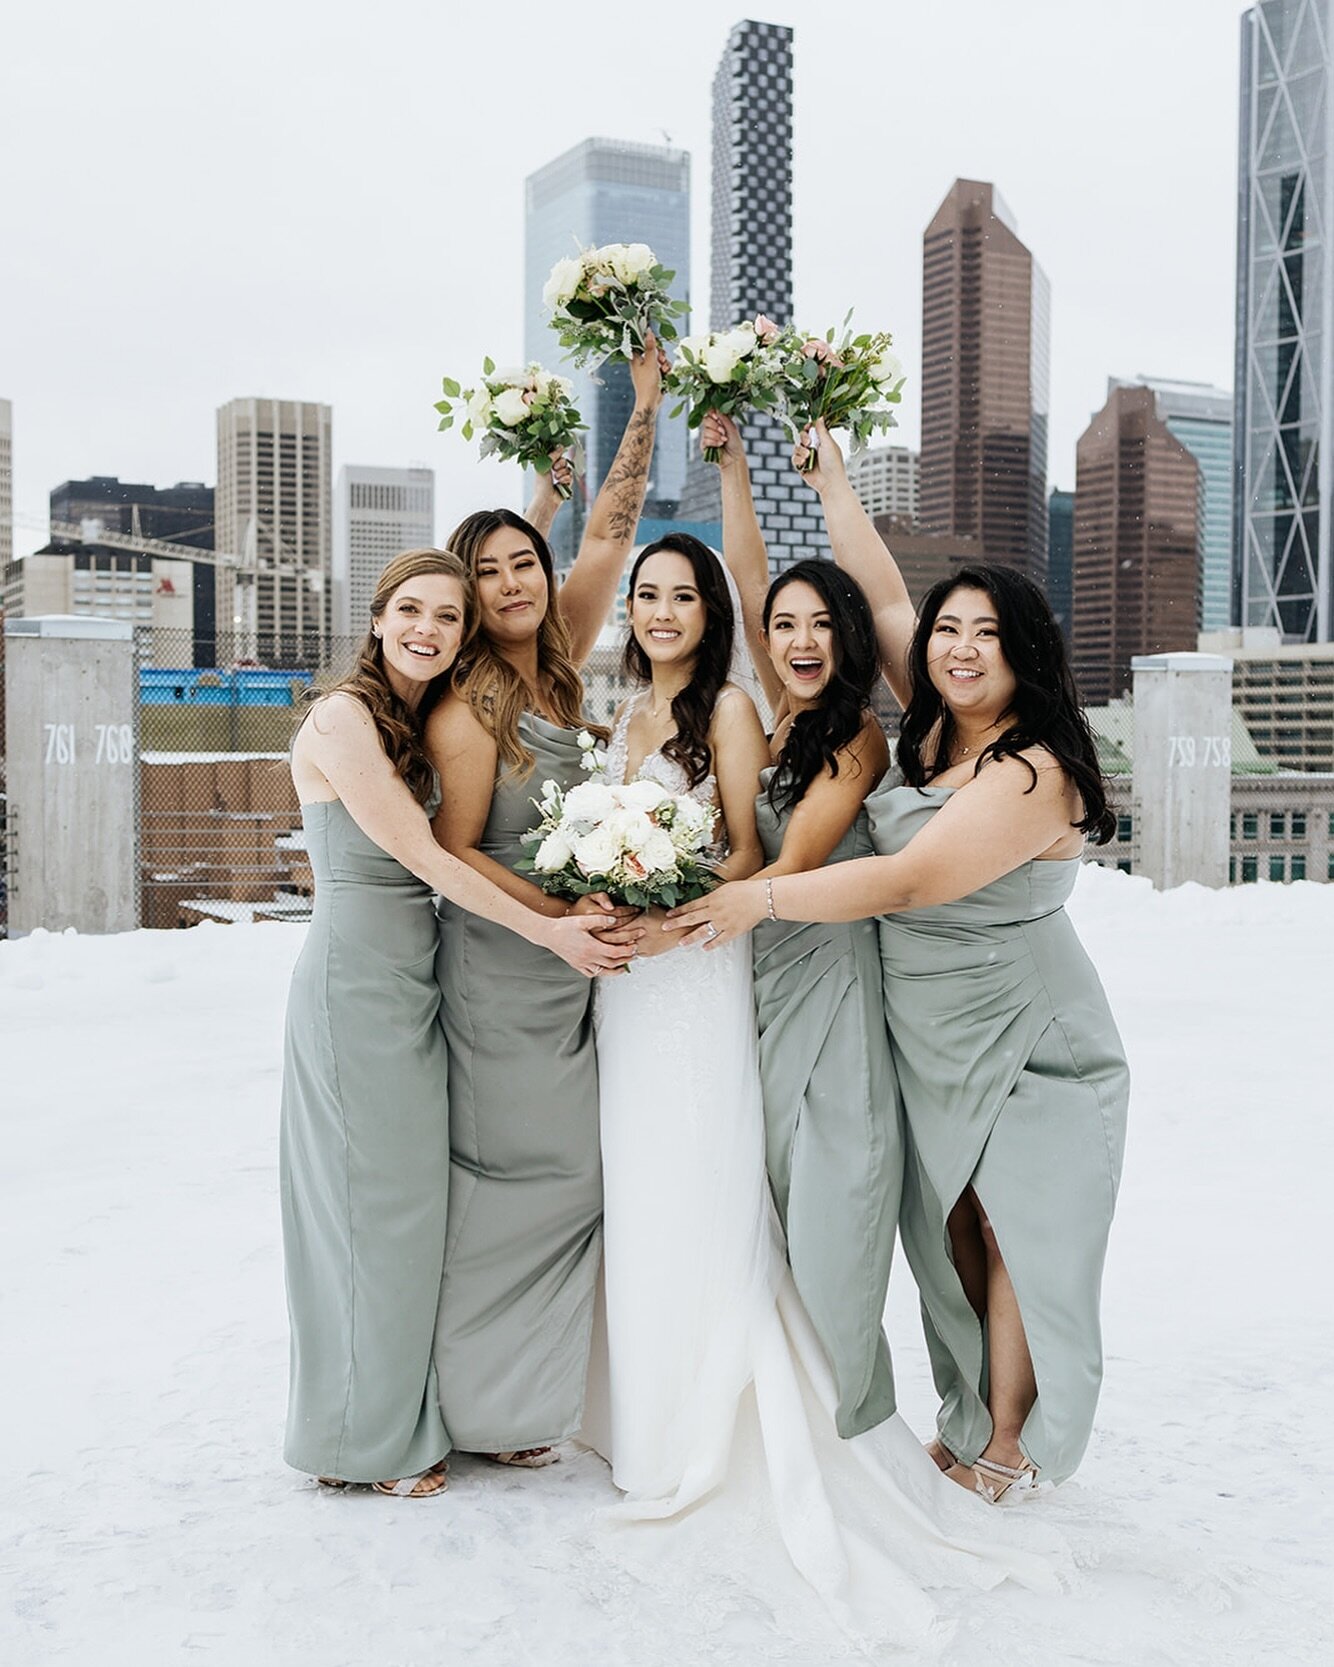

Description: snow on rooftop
[1,863,1329,1665]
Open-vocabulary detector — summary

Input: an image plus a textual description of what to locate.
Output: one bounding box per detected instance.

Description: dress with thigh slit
[866,783,1130,1485]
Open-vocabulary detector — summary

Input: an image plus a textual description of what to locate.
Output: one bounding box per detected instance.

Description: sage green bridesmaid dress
[280,784,450,1483]
[751,769,904,1439]
[866,784,1130,1485]
[433,713,602,1452]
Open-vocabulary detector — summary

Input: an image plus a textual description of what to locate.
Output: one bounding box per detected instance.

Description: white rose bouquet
[434,359,584,498]
[517,734,719,908]
[781,319,907,469]
[666,314,806,463]
[543,242,688,369]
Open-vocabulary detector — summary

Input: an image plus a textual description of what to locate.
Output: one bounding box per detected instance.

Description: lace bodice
[606,695,727,862]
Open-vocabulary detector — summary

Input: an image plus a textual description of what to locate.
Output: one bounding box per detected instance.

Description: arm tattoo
[599,410,655,544]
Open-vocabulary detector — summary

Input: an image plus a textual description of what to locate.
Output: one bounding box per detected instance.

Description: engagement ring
[704,923,719,942]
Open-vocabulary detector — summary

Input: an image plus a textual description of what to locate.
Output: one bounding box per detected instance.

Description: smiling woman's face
[925,585,1017,720]
[473,526,550,646]
[375,573,467,703]
[763,578,837,706]
[628,549,707,669]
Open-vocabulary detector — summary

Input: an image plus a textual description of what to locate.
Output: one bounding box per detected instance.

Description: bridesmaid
[670,423,1130,1499]
[706,411,903,1439]
[281,549,625,1498]
[424,342,664,1464]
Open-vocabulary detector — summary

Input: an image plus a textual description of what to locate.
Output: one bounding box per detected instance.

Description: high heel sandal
[316,1460,449,1499]
[946,1454,1038,1504]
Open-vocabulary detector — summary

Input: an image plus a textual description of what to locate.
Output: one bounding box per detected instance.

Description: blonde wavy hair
[445,509,588,778]
[309,547,473,805]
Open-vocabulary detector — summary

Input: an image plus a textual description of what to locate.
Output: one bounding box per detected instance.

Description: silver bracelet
[765,878,777,921]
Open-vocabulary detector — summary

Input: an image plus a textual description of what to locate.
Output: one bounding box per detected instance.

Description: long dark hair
[764,559,880,815]
[898,564,1115,844]
[623,533,734,789]
[446,508,587,778]
[309,547,473,806]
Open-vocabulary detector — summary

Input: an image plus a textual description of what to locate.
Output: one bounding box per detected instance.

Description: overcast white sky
[1,0,1240,552]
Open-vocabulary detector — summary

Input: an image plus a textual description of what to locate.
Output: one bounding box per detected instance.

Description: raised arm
[703,410,784,714]
[296,695,631,977]
[668,754,1081,944]
[795,419,916,708]
[557,336,667,665]
[523,450,575,542]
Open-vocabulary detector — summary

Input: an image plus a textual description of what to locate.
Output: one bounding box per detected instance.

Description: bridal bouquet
[434,360,584,497]
[666,315,805,462]
[518,737,719,909]
[543,242,688,369]
[782,321,906,468]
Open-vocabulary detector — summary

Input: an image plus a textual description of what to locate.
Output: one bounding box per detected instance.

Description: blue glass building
[525,138,691,565]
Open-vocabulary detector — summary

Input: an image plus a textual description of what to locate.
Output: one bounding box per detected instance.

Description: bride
[583,532,1061,1648]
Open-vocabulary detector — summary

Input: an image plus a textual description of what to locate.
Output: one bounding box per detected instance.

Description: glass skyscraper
[1234,0,1333,641]
[525,138,690,565]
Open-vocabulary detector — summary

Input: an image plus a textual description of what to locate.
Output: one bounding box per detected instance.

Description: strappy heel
[946,1454,1038,1504]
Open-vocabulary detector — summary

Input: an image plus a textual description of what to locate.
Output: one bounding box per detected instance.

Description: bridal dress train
[582,702,1065,1652]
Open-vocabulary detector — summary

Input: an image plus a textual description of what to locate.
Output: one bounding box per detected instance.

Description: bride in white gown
[583,534,1063,1651]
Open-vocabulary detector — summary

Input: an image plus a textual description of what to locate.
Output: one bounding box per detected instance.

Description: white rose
[538,778,561,812]
[725,323,758,359]
[701,335,743,384]
[636,825,677,873]
[492,387,531,427]
[562,782,617,826]
[609,242,655,283]
[677,332,710,363]
[543,256,585,309]
[616,779,671,814]
[572,824,621,877]
[871,349,905,388]
[466,388,494,428]
[494,365,527,388]
[534,829,573,871]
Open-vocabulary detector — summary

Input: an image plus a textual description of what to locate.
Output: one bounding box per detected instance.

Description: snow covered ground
[2,864,1331,1666]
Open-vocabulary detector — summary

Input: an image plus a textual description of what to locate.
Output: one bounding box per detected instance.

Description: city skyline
[2,2,1238,555]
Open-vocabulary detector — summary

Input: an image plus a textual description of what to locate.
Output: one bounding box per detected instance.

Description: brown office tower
[920,180,1051,584]
[1073,384,1202,704]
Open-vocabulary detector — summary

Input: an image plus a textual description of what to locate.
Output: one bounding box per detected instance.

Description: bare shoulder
[710,682,761,730]
[423,689,489,749]
[299,691,375,749]
[846,711,890,772]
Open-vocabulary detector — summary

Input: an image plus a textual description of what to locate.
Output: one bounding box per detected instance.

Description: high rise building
[679,19,823,565]
[1113,377,1233,632]
[1047,488,1074,643]
[1073,384,1202,704]
[525,138,690,565]
[333,465,435,637]
[46,475,215,663]
[847,445,919,523]
[0,398,11,570]
[920,179,1051,583]
[216,398,332,665]
[1234,0,1333,641]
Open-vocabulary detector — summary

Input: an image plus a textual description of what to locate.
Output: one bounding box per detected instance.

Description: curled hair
[623,534,734,789]
[309,547,473,806]
[445,509,588,778]
[763,560,880,815]
[898,564,1115,843]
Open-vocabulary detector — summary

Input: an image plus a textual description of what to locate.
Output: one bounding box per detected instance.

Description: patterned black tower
[680,19,824,564]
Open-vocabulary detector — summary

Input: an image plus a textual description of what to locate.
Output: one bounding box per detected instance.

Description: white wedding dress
[582,696,1065,1653]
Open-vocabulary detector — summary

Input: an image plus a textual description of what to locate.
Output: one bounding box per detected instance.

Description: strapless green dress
[433,713,601,1451]
[867,784,1129,1484]
[752,769,903,1438]
[280,786,450,1482]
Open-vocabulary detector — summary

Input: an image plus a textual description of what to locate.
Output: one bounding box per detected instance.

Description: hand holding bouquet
[667,315,805,463]
[435,360,584,498]
[783,320,906,469]
[544,243,687,369]
[518,735,719,909]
